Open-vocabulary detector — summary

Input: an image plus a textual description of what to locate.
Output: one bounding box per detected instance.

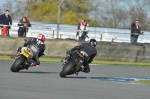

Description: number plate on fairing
[22,51,29,58]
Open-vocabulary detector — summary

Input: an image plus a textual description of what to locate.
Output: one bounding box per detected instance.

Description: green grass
[137,80,150,84]
[93,60,150,66]
[1,55,150,66]
[0,55,12,61]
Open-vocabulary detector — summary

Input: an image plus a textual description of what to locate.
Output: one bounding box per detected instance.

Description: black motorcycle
[60,50,88,77]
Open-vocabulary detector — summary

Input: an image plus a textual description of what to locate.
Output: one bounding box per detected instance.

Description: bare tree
[96,0,128,28]
[90,0,150,30]
[2,0,27,20]
[2,0,150,30]
[2,0,15,19]
[125,0,150,30]
[13,0,27,20]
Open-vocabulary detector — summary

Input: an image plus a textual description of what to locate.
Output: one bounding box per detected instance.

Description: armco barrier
[0,36,150,62]
[0,37,79,57]
[96,42,150,62]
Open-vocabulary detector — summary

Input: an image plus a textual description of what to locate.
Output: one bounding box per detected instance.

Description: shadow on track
[63,76,136,83]
[63,76,87,79]
[62,76,118,80]
[18,71,59,74]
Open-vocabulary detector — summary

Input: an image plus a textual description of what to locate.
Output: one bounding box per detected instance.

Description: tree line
[1,0,150,30]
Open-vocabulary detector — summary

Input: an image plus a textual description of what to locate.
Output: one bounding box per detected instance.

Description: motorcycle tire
[10,55,26,72]
[60,60,75,78]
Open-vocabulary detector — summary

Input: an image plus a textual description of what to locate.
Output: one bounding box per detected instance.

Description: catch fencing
[2,22,150,43]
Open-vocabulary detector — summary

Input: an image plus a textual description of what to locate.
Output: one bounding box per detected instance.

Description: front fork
[62,55,70,67]
[75,59,84,73]
[16,47,22,55]
[14,54,30,69]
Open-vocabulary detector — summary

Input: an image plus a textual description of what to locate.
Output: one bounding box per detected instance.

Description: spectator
[76,20,84,40]
[18,17,31,37]
[130,20,144,44]
[0,10,12,36]
[81,20,89,41]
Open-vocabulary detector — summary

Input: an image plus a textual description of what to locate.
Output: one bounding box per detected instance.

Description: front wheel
[60,60,76,78]
[10,55,26,72]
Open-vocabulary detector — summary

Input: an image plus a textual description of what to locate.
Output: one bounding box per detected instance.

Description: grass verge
[93,60,150,66]
[137,80,150,84]
[0,55,150,66]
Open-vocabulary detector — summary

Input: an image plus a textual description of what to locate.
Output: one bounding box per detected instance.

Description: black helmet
[89,39,97,47]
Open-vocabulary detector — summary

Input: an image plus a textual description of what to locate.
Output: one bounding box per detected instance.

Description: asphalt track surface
[0,61,150,99]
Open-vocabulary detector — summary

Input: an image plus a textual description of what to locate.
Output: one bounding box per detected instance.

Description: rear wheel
[10,55,26,72]
[60,60,76,78]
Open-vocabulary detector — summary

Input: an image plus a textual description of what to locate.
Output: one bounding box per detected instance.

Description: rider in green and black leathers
[65,39,97,73]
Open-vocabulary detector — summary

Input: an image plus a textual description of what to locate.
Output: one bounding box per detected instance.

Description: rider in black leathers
[63,39,97,73]
[16,34,46,67]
